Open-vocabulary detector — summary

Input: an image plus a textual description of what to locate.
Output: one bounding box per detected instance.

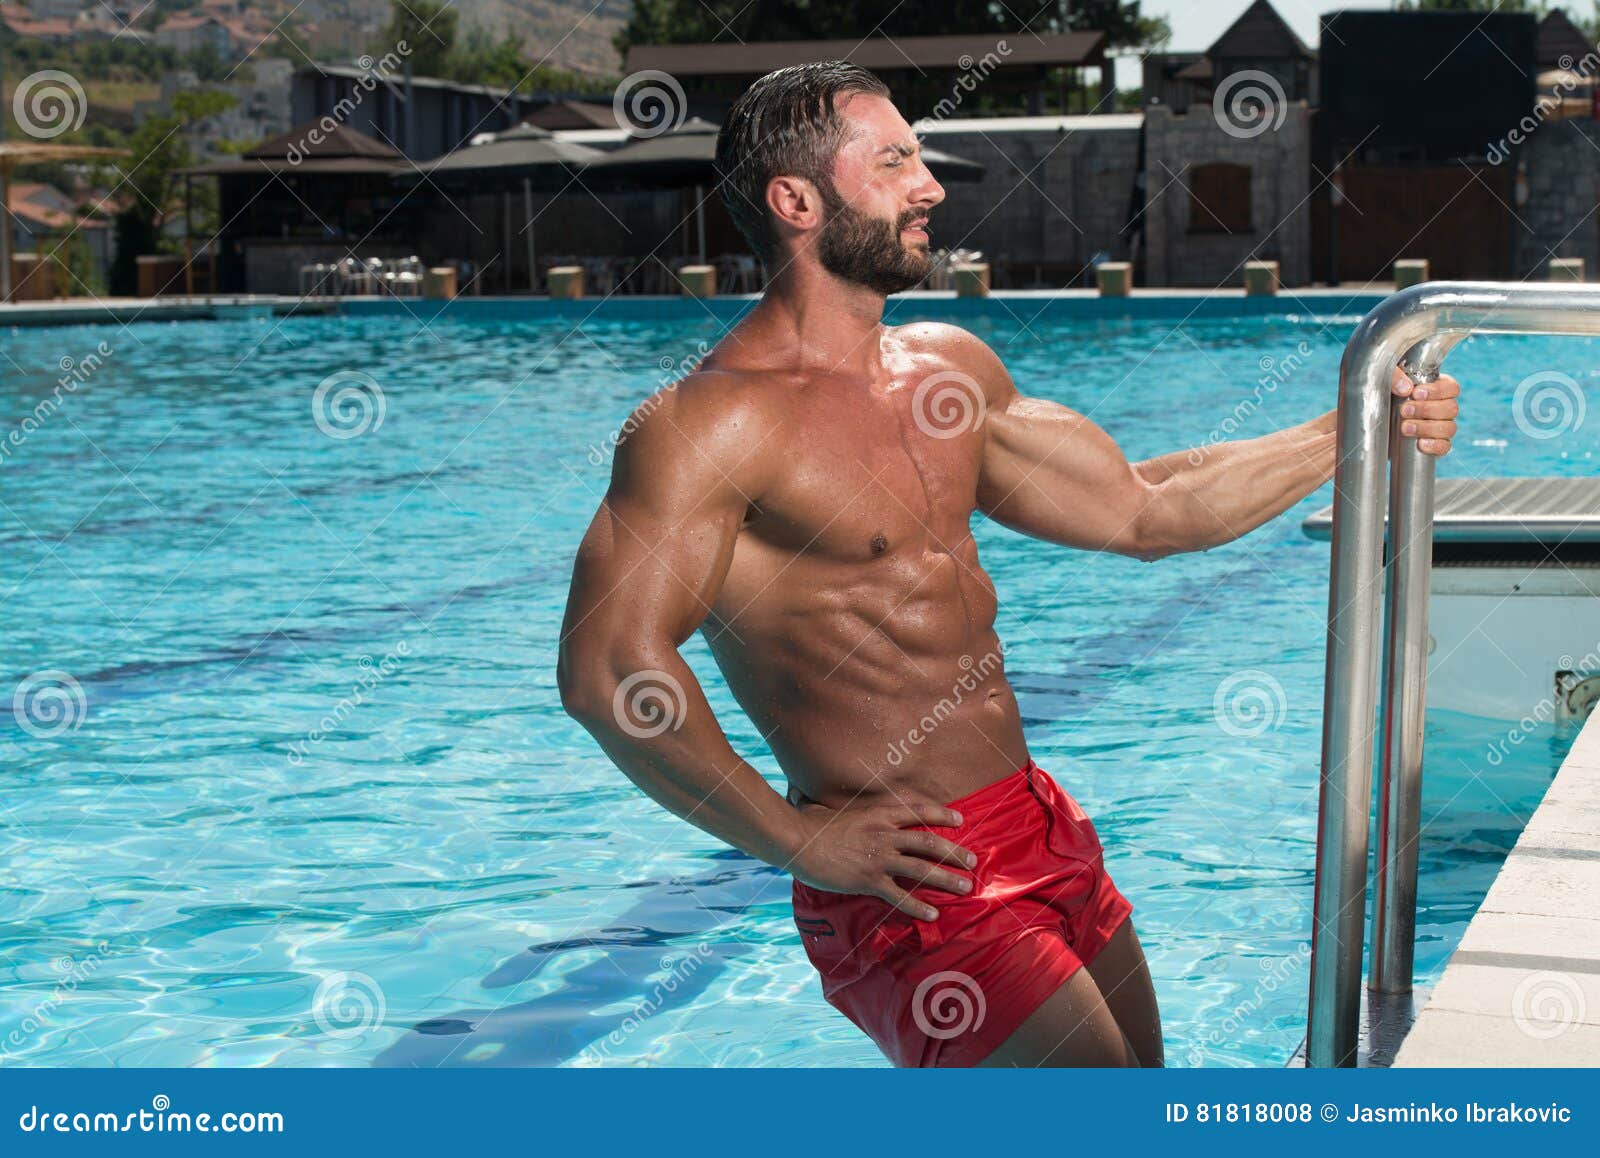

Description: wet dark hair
[713,61,892,265]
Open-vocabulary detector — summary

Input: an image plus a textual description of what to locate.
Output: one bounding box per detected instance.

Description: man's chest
[745,384,987,561]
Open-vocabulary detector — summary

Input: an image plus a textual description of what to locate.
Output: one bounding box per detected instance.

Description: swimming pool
[1,300,1591,1067]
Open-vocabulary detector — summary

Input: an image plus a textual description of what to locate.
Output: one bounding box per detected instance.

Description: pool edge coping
[0,289,1394,330]
[1393,706,1600,1066]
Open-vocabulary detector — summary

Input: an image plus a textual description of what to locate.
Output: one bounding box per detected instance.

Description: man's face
[810,93,946,295]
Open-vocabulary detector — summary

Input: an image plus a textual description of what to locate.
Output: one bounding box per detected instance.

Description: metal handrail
[1307,281,1600,1067]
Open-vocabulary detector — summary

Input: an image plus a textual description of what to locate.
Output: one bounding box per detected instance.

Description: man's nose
[918,169,946,210]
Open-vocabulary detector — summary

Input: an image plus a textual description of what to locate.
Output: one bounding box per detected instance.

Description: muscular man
[557,61,1461,1068]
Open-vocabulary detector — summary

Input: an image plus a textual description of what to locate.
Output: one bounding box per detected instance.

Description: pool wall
[336,287,1391,324]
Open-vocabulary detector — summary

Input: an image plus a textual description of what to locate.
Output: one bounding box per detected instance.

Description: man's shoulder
[888,321,1014,399]
[644,365,792,431]
[613,367,787,476]
[889,319,985,351]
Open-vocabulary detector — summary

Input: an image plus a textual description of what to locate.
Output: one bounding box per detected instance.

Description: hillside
[445,0,633,78]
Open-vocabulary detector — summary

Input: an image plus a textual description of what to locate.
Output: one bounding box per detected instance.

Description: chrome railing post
[1307,308,1403,1068]
[1307,282,1600,1067]
[1370,340,1456,996]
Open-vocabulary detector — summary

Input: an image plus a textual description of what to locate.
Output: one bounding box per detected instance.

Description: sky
[1112,0,1396,86]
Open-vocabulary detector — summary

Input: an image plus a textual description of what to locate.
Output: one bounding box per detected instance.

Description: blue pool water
[1,301,1593,1068]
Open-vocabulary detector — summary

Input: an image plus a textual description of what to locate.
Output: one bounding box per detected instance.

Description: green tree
[107,89,235,294]
[618,0,1169,55]
[376,0,457,78]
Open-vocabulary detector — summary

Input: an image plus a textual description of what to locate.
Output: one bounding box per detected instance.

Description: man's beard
[814,180,932,295]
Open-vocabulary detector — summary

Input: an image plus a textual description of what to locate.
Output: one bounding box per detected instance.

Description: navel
[870,532,889,555]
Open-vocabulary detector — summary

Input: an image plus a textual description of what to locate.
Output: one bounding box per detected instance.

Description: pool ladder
[1307,281,1600,1067]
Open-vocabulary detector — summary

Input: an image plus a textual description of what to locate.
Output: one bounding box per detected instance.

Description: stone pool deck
[1394,709,1600,1065]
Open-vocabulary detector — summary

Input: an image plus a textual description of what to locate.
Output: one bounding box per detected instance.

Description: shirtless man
[557,61,1461,1068]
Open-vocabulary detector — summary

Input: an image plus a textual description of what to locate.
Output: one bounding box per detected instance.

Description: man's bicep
[570,483,742,649]
[978,393,1154,556]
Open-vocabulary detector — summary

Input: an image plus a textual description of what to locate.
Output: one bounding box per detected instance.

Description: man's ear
[766,175,822,235]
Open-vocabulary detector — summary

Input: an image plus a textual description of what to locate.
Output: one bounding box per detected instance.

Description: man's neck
[750,264,888,382]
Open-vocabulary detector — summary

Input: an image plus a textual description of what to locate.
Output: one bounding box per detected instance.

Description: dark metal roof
[1537,9,1598,71]
[178,157,407,176]
[527,100,619,130]
[1209,0,1313,60]
[579,117,984,188]
[396,123,608,189]
[1303,477,1600,544]
[625,32,1106,77]
[294,62,536,102]
[179,123,406,177]
[246,122,401,161]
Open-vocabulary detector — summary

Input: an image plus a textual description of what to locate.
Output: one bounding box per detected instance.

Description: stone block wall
[1143,102,1313,288]
[1511,117,1600,279]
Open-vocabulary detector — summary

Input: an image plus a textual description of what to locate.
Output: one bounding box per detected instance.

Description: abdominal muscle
[703,569,1032,810]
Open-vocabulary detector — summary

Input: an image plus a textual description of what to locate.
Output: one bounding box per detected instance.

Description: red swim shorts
[791,760,1133,1067]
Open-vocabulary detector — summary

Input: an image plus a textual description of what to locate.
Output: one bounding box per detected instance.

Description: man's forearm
[560,647,809,869]
[1133,408,1338,556]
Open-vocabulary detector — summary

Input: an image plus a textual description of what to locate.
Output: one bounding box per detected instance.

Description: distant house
[0,9,80,43]
[300,18,368,59]
[73,9,151,43]
[1144,0,1316,108]
[153,14,234,55]
[6,182,113,290]
[28,0,87,20]
[152,13,273,57]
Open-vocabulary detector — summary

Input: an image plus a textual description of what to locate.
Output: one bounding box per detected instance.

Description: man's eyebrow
[878,139,920,156]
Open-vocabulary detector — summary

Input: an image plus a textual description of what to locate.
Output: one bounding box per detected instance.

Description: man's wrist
[768,804,817,874]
